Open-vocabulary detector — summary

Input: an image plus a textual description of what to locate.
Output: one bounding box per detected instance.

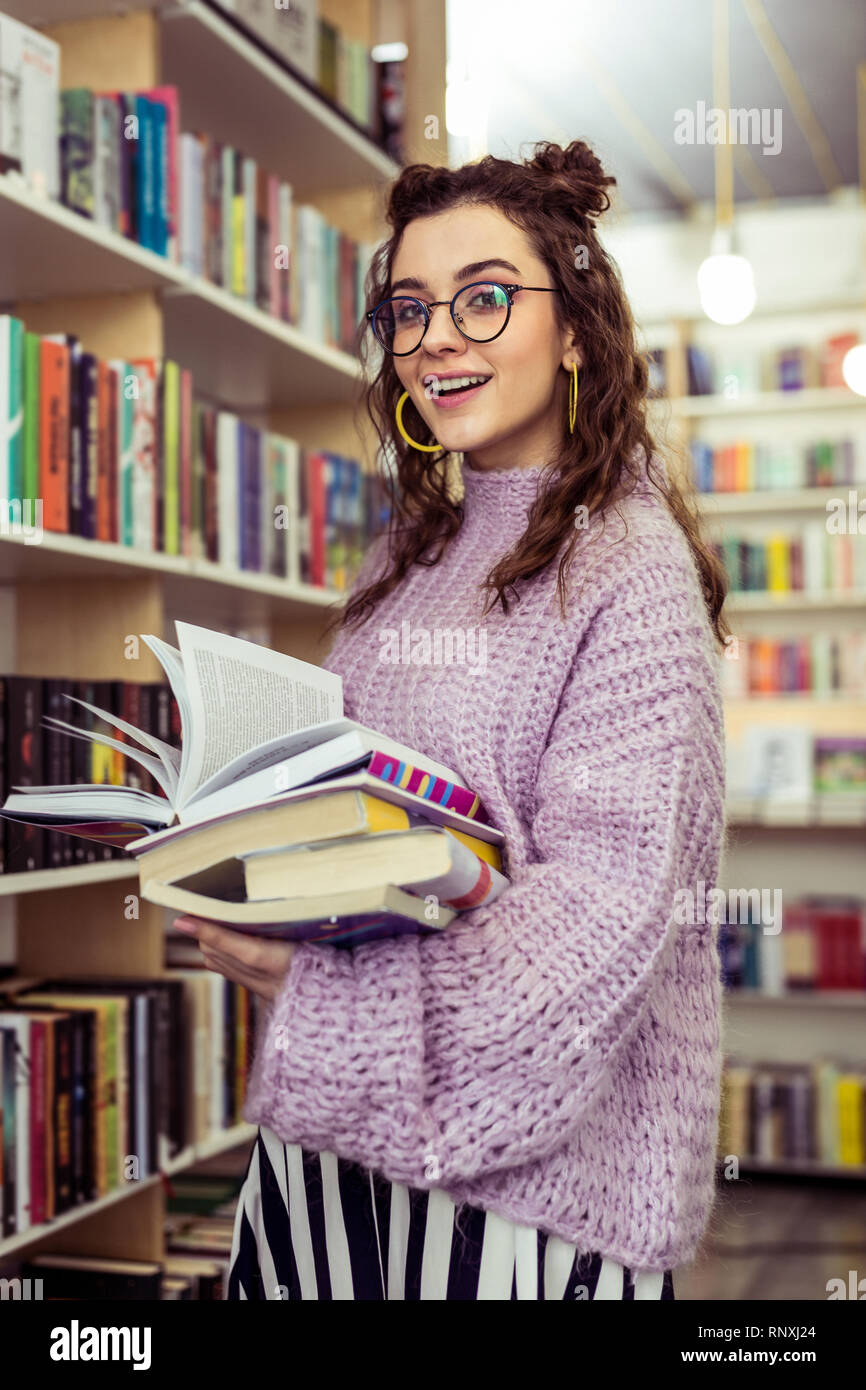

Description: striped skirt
[227,1127,675,1301]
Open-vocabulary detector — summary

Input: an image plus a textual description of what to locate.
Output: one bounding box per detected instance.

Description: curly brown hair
[329,139,729,648]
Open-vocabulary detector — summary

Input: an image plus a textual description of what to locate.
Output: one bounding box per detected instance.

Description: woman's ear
[561,336,582,373]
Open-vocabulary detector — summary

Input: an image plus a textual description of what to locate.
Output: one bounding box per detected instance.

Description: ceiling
[446,0,866,215]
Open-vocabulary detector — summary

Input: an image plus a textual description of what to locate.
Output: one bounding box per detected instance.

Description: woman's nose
[422,301,468,352]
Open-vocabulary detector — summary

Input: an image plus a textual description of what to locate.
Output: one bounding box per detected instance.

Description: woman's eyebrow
[390,258,523,294]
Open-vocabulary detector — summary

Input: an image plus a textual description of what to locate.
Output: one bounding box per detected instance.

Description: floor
[675,1175,866,1301]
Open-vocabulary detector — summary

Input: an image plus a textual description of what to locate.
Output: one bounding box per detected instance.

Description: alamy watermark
[674,102,782,155]
[675,879,782,932]
[825,491,866,535]
[378,619,487,671]
[1,498,43,544]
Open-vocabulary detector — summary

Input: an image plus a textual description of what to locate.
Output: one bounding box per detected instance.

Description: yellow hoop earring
[568,363,578,433]
[395,390,443,453]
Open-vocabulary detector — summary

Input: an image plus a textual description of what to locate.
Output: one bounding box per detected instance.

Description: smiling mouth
[423,374,493,405]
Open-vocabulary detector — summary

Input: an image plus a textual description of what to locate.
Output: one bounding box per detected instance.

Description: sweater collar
[458,458,547,536]
[455,445,660,536]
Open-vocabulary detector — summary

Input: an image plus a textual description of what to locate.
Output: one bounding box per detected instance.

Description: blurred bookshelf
[0,0,448,1290]
[645,268,866,1183]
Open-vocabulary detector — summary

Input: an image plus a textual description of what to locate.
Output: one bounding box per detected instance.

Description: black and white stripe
[227,1128,674,1301]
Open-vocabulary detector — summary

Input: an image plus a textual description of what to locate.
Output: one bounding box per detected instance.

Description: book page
[173,621,343,807]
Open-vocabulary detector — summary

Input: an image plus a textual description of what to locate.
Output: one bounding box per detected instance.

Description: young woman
[174,140,728,1301]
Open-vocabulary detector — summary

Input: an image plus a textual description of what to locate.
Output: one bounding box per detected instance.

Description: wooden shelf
[161,1,397,193]
[0,528,346,628]
[0,1122,255,1259]
[162,278,362,412]
[0,174,187,302]
[699,486,866,515]
[0,858,136,898]
[0,177,366,411]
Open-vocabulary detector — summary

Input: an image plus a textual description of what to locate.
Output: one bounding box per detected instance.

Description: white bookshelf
[0,523,345,623]
[0,173,187,300]
[2,0,398,189]
[0,859,137,897]
[160,1,398,191]
[0,177,364,410]
[724,591,866,613]
[698,485,866,516]
[0,0,447,1273]
[621,202,866,1180]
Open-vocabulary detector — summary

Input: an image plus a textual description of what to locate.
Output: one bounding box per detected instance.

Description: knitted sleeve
[244,542,725,1186]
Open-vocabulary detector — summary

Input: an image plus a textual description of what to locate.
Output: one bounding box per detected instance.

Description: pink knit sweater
[244,453,726,1272]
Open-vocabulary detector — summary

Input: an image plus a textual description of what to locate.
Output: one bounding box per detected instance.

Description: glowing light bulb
[841,342,866,397]
[697,252,756,325]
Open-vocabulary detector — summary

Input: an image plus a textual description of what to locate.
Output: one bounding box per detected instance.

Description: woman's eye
[396,302,425,324]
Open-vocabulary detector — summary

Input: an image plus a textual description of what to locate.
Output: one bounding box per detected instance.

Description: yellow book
[735,441,753,491]
[134,787,502,890]
[837,1075,865,1166]
[765,534,790,593]
[232,194,245,297]
[812,1059,839,1163]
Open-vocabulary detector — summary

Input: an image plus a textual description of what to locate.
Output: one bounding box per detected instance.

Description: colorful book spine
[366,748,491,825]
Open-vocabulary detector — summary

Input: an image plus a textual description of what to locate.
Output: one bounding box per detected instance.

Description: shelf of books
[648,294,866,1182]
[0,0,449,1294]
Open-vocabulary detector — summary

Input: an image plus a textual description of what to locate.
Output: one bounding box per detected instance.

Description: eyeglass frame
[366,281,558,356]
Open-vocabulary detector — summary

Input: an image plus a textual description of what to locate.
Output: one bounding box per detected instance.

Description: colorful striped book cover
[366,747,489,825]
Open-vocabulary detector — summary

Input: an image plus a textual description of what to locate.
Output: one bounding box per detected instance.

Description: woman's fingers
[172,914,294,1001]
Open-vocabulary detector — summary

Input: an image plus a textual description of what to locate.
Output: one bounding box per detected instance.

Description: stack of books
[1,622,509,944]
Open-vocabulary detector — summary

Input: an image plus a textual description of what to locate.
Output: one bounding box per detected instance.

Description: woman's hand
[172,915,295,1002]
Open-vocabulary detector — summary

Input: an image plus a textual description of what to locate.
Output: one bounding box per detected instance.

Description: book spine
[52,1015,72,1214]
[3,317,24,512]
[365,748,490,823]
[22,331,41,507]
[60,89,94,217]
[39,336,70,533]
[116,362,135,546]
[2,1030,18,1234]
[29,1020,47,1226]
[108,363,119,543]
[81,353,99,540]
[129,359,158,551]
[5,676,45,872]
[162,360,180,555]
[96,360,112,541]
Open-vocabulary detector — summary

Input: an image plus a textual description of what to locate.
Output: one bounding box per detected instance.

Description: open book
[0,621,486,845]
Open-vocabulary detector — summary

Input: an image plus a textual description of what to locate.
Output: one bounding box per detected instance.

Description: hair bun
[526,140,615,220]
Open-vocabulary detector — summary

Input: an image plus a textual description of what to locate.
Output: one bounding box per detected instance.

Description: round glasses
[367,281,558,356]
